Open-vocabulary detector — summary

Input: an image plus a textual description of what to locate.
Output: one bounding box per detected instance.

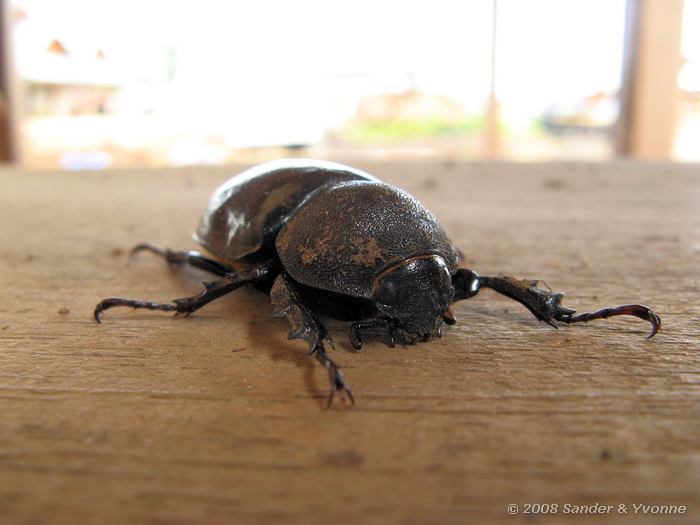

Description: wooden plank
[0,161,698,524]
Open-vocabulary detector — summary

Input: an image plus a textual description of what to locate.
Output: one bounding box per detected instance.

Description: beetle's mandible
[95,159,661,407]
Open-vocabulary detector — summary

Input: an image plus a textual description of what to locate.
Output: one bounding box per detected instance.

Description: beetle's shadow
[237,291,396,406]
[162,266,396,405]
[157,266,323,402]
[235,289,326,404]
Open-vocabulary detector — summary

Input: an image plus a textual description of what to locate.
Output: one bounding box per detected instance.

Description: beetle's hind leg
[131,243,234,277]
[451,269,661,338]
[94,266,273,322]
[270,274,353,408]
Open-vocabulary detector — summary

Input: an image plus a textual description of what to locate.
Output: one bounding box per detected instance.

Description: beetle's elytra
[95,159,661,407]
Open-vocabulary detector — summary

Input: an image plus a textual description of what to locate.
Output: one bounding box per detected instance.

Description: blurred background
[0,0,697,169]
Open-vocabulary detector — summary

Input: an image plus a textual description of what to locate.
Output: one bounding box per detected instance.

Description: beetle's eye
[376,280,398,305]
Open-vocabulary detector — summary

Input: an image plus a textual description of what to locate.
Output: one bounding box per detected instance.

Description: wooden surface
[1,160,699,525]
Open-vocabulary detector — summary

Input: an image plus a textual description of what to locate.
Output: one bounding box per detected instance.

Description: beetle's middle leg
[270,274,353,408]
[130,243,234,277]
[450,269,660,338]
[94,266,273,322]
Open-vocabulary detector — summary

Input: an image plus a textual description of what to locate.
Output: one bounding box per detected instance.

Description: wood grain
[1,160,699,525]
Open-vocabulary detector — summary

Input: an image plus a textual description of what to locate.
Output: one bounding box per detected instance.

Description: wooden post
[0,0,15,162]
[616,0,684,159]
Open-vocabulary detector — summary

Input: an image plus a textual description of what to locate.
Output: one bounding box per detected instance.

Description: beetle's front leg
[270,274,354,408]
[451,269,661,338]
[478,275,660,338]
[349,318,398,350]
[349,317,439,349]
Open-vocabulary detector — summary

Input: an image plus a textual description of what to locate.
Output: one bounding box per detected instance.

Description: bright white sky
[15,0,696,125]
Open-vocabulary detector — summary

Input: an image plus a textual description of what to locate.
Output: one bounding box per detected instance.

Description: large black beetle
[95,159,661,406]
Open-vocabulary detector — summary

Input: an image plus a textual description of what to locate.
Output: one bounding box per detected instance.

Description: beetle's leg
[442,308,457,325]
[349,319,395,350]
[313,346,354,409]
[131,243,234,277]
[473,274,661,339]
[349,318,403,350]
[350,321,373,350]
[349,318,437,348]
[452,269,482,301]
[94,266,272,322]
[445,269,483,325]
[270,274,354,408]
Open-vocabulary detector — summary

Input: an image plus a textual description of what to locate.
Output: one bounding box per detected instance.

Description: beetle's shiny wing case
[194,160,377,261]
[276,181,460,298]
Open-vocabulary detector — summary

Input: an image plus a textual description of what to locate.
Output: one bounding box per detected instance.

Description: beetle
[95,159,661,406]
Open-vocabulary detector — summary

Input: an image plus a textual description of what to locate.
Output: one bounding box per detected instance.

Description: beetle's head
[372,255,454,338]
